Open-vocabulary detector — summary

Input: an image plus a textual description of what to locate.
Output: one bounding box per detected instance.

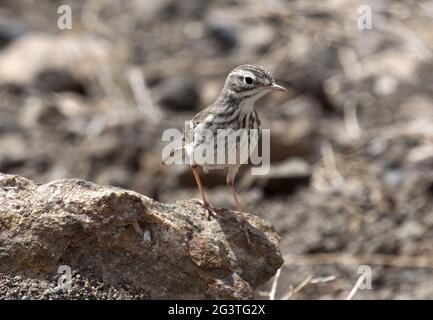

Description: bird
[166,64,286,216]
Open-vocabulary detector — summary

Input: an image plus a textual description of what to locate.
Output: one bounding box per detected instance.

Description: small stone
[143,229,152,244]
[35,69,87,95]
[0,22,25,49]
[241,23,275,53]
[207,24,238,51]
[158,77,201,111]
[374,75,398,96]
[243,158,311,195]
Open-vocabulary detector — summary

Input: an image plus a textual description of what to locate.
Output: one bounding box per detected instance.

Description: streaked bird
[166,64,286,216]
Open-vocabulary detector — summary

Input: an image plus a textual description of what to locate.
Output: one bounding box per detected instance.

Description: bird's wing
[183,109,212,145]
[163,106,216,165]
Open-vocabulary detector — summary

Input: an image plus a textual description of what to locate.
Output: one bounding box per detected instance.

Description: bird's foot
[195,200,229,220]
[202,201,217,219]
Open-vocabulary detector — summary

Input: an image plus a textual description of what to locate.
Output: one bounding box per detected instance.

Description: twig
[310,274,337,284]
[346,273,367,300]
[281,274,313,300]
[320,141,345,188]
[376,16,432,58]
[80,0,112,37]
[126,66,163,123]
[343,99,362,141]
[284,253,433,269]
[338,48,363,81]
[269,268,281,300]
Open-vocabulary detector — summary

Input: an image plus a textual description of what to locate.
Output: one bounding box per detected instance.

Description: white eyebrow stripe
[231,70,256,79]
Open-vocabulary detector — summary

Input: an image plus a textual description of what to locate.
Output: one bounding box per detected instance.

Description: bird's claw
[194,199,217,219]
[197,200,229,220]
[202,201,218,219]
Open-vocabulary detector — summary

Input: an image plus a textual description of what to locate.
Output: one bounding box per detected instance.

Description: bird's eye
[244,76,253,85]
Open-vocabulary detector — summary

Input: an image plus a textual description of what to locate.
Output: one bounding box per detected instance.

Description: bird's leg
[226,167,242,211]
[228,180,242,212]
[191,165,209,205]
[191,165,217,218]
[227,167,251,243]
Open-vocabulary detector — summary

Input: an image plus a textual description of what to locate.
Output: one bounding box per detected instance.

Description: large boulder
[0,173,283,299]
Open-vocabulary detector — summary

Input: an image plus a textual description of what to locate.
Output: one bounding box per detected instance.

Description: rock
[128,0,172,22]
[0,23,25,49]
[20,98,67,129]
[241,23,275,54]
[200,78,223,107]
[0,272,149,300]
[0,34,121,85]
[265,95,320,162]
[207,24,238,51]
[241,158,311,195]
[158,77,201,111]
[383,170,403,192]
[363,49,423,82]
[406,145,433,167]
[0,135,27,171]
[373,75,398,96]
[35,69,87,95]
[94,166,134,189]
[0,173,283,299]
[396,220,426,240]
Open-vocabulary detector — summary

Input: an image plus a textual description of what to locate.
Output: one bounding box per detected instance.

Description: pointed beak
[269,83,287,92]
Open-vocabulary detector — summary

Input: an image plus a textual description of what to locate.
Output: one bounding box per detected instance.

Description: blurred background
[1,0,433,299]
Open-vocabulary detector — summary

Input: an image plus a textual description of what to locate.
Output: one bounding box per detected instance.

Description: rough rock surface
[0,173,283,299]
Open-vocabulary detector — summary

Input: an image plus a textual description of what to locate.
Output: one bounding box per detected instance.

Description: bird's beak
[269,83,287,92]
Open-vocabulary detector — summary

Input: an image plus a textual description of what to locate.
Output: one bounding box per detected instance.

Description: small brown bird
[169,64,285,215]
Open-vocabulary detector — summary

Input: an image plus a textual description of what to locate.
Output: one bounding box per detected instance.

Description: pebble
[158,77,201,111]
[207,24,238,51]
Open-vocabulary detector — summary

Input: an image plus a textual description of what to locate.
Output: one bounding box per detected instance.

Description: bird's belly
[186,109,260,168]
[186,131,259,168]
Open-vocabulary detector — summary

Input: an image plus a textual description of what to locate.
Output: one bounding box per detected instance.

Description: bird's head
[223,64,286,100]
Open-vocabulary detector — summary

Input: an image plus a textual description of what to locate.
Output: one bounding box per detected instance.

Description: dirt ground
[1,0,433,299]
